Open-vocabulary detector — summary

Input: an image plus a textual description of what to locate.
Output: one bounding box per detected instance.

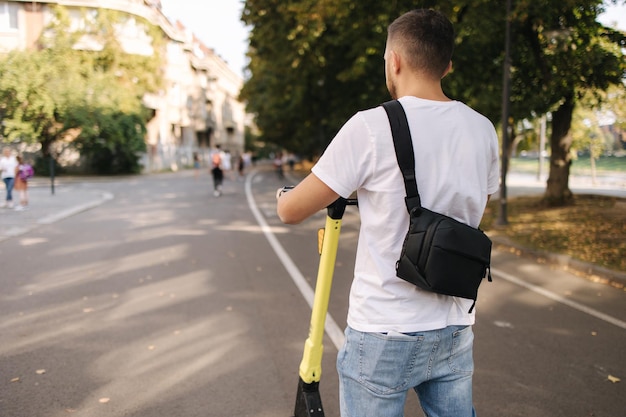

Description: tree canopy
[241,0,625,204]
[0,6,164,174]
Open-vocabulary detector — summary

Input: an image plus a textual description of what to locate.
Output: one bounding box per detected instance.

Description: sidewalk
[0,181,113,242]
[505,171,626,198]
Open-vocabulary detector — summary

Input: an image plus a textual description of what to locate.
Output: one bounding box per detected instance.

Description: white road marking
[492,268,626,330]
[245,170,345,349]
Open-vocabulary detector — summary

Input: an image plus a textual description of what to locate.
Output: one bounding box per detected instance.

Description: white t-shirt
[312,96,500,333]
[0,155,18,179]
[221,151,232,170]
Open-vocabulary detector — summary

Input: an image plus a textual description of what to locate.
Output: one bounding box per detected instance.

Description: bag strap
[381,100,421,213]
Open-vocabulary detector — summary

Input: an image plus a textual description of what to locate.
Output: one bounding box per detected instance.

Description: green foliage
[242,0,625,205]
[0,5,165,174]
[74,110,147,174]
[241,0,406,158]
[0,50,56,143]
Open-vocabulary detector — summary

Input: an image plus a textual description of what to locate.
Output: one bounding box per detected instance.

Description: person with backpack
[210,145,224,197]
[277,9,499,417]
[14,155,33,210]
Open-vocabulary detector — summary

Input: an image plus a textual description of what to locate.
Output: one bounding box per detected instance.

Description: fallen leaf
[35,369,46,375]
[11,377,20,383]
[607,375,621,383]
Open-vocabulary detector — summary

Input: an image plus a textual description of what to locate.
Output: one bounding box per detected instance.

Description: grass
[481,193,626,274]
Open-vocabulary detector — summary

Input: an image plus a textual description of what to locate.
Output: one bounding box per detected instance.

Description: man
[277,9,499,417]
[0,147,18,209]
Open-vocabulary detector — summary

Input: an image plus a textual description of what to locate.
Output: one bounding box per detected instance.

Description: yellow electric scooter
[292,196,358,417]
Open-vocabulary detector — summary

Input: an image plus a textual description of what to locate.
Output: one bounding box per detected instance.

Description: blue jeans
[337,325,476,417]
[3,177,14,202]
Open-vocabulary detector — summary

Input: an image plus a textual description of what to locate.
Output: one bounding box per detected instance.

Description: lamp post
[49,153,55,195]
[497,0,512,226]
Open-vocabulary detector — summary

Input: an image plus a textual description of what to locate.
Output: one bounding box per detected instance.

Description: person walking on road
[277,9,499,417]
[193,151,201,180]
[0,147,18,209]
[13,155,32,210]
[210,145,224,197]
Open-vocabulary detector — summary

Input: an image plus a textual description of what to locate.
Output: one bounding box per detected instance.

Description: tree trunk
[543,95,574,206]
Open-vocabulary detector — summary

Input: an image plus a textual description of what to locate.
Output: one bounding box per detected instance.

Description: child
[14,155,33,210]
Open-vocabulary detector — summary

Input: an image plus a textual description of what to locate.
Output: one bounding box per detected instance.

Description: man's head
[385,9,454,99]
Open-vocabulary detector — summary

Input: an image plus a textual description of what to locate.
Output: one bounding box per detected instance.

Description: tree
[0,5,164,174]
[73,110,147,174]
[410,0,625,206]
[241,0,625,206]
[242,0,407,159]
[0,50,56,146]
[508,1,625,205]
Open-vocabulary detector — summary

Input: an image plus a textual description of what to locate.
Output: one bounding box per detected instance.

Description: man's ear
[389,50,401,74]
[441,61,453,79]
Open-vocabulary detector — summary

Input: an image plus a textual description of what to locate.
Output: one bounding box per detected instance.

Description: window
[0,2,18,31]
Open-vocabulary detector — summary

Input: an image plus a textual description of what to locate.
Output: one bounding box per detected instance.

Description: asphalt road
[1,167,624,417]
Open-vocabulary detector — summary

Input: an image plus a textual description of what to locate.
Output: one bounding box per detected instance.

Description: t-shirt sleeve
[487,129,500,195]
[311,111,374,198]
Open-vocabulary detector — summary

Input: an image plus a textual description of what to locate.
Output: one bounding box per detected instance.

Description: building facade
[0,0,246,172]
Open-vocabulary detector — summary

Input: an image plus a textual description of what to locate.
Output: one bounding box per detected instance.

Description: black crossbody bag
[382,100,492,312]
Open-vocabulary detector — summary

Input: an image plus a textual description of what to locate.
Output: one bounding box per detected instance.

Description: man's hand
[276,174,339,224]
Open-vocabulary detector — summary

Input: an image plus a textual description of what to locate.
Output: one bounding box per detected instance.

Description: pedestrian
[13,155,33,210]
[273,152,284,179]
[193,151,201,179]
[0,147,18,209]
[237,153,245,179]
[287,153,296,171]
[276,9,499,417]
[221,149,233,180]
[210,145,224,196]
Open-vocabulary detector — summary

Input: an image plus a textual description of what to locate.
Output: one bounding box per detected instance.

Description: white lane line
[245,170,345,350]
[492,267,626,330]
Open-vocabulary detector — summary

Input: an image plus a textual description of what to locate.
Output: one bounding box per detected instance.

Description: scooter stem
[298,212,342,383]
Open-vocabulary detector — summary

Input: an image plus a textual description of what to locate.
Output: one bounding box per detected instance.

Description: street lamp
[497,0,512,226]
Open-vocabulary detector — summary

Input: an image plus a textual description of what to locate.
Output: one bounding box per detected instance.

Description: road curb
[0,191,114,242]
[38,191,114,224]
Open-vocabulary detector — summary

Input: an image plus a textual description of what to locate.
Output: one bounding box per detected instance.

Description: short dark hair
[387,9,454,78]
